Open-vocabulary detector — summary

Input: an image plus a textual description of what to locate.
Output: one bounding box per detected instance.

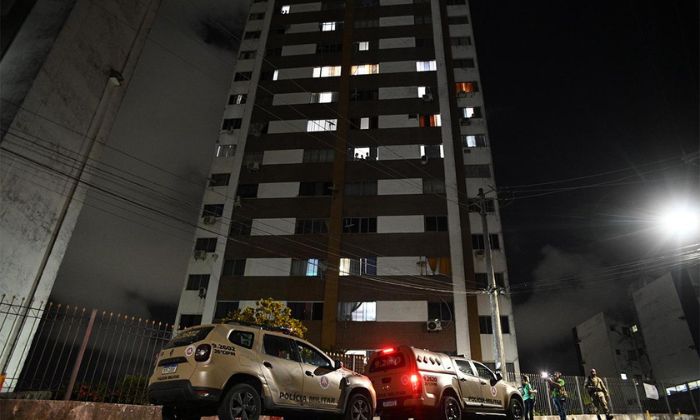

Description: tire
[507,398,524,420]
[217,383,261,420]
[440,394,462,420]
[344,392,373,420]
[162,405,200,420]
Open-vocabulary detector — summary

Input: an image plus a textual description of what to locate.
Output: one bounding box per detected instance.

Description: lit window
[307,119,337,132]
[417,86,427,97]
[272,70,279,80]
[419,114,441,127]
[339,257,376,276]
[360,117,370,130]
[215,144,237,158]
[312,66,342,78]
[351,64,379,75]
[463,108,475,118]
[229,94,247,105]
[416,60,437,72]
[455,81,478,94]
[631,324,638,333]
[358,41,369,51]
[321,21,336,31]
[338,302,376,322]
[464,135,487,148]
[420,144,444,158]
[311,92,336,103]
[281,5,290,14]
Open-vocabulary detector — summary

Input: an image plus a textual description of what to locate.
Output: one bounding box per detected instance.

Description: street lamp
[655,203,699,240]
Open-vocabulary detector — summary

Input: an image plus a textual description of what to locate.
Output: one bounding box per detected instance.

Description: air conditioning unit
[426,319,442,332]
[203,216,217,225]
[198,287,207,298]
[247,161,261,171]
[421,93,433,102]
[194,250,208,260]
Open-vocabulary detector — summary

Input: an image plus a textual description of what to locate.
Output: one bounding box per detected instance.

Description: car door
[453,359,483,409]
[294,340,344,411]
[260,334,304,407]
[471,361,503,409]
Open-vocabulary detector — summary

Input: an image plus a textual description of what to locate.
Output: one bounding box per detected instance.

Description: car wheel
[507,398,524,420]
[162,406,200,420]
[441,394,462,420]
[344,392,373,420]
[218,383,261,420]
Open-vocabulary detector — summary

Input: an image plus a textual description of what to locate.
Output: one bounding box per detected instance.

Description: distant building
[632,267,700,389]
[574,312,649,381]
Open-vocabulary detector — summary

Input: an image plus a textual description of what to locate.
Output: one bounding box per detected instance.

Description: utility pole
[478,187,507,376]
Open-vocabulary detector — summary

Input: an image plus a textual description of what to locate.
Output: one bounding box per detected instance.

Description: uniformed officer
[585,369,613,420]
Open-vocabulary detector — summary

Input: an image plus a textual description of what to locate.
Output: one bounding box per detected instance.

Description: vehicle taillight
[194,344,211,362]
[382,347,395,354]
[409,373,421,394]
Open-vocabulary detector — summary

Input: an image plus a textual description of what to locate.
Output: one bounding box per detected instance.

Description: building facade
[175,0,519,369]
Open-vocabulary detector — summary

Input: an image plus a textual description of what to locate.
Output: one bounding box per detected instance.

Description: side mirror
[491,372,502,386]
[334,360,343,370]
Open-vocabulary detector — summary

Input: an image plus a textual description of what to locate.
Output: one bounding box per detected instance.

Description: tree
[223,298,307,338]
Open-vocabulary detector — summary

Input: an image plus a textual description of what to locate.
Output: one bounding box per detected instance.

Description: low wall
[537,415,699,420]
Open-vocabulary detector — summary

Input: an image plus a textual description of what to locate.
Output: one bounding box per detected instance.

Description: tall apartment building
[175,0,519,370]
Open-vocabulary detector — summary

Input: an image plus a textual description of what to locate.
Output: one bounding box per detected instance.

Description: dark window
[228,94,247,105]
[237,184,258,198]
[343,217,377,233]
[450,37,472,46]
[303,149,335,163]
[455,359,474,376]
[249,12,265,20]
[454,58,475,68]
[415,38,432,48]
[422,144,443,158]
[295,219,328,234]
[195,237,217,252]
[179,314,202,329]
[239,50,256,59]
[414,15,431,25]
[615,349,621,355]
[468,198,495,213]
[202,204,224,217]
[164,326,212,349]
[215,301,239,320]
[317,42,342,54]
[287,302,324,321]
[209,173,231,187]
[428,302,454,321]
[263,335,298,361]
[222,259,246,276]
[299,182,333,196]
[356,0,379,6]
[475,272,505,289]
[354,19,379,28]
[446,0,466,4]
[425,216,448,232]
[471,234,500,250]
[243,31,261,39]
[423,178,446,194]
[322,0,345,10]
[234,72,252,81]
[230,217,252,236]
[465,164,491,178]
[350,89,379,101]
[295,341,332,367]
[229,329,254,349]
[186,274,210,291]
[266,47,282,57]
[448,16,470,24]
[221,118,242,131]
[478,316,510,334]
[290,258,322,276]
[344,181,377,196]
[628,350,638,361]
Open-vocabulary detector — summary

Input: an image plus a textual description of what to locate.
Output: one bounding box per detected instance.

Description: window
[202,204,224,217]
[415,38,432,48]
[348,146,377,160]
[287,302,324,321]
[475,272,505,289]
[228,94,247,105]
[229,217,252,235]
[320,21,336,31]
[628,350,638,361]
[416,60,437,72]
[454,58,475,68]
[236,184,258,198]
[338,302,376,321]
[186,274,210,290]
[350,89,379,101]
[344,181,377,196]
[463,134,487,148]
[280,5,290,14]
[215,301,239,320]
[351,64,379,75]
[295,219,328,234]
[455,81,479,94]
[221,118,242,131]
[455,359,474,376]
[179,314,202,329]
[249,12,265,20]
[312,66,342,78]
[339,257,377,276]
[357,0,379,6]
[478,316,510,334]
[450,37,472,47]
[303,149,335,163]
[465,164,491,178]
[299,182,333,196]
[428,302,454,321]
[272,70,279,80]
[343,217,377,233]
[295,341,332,368]
[425,216,448,232]
[317,42,342,54]
[473,361,495,382]
[419,114,441,127]
[216,144,237,158]
[229,329,254,349]
[446,0,466,4]
[350,116,378,130]
[243,31,261,39]
[263,335,297,361]
[356,41,369,51]
[322,0,345,10]
[423,178,445,194]
[307,119,337,132]
[421,144,444,158]
[266,47,282,57]
[417,86,434,99]
[414,15,431,25]
[448,16,469,24]
[195,237,217,252]
[290,258,322,276]
[311,92,337,103]
[239,50,256,59]
[222,259,246,276]
[472,234,501,250]
[461,107,482,118]
[354,19,379,28]
[468,198,495,213]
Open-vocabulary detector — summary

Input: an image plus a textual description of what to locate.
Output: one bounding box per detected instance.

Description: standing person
[546,372,567,420]
[521,375,536,420]
[585,369,613,420]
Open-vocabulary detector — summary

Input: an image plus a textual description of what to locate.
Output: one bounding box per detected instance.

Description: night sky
[52,0,699,375]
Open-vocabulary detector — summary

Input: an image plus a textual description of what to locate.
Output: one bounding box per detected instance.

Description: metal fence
[0,296,173,404]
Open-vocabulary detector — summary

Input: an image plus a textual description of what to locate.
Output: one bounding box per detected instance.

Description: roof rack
[225,320,295,336]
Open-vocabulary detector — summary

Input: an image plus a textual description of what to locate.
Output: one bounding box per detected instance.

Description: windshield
[369,353,406,373]
[163,326,213,349]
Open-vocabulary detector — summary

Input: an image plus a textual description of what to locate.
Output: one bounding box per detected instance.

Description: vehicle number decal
[319,376,329,389]
[212,343,235,356]
[424,375,438,384]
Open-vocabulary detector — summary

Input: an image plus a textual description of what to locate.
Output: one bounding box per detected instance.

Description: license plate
[383,400,397,407]
[161,364,177,374]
